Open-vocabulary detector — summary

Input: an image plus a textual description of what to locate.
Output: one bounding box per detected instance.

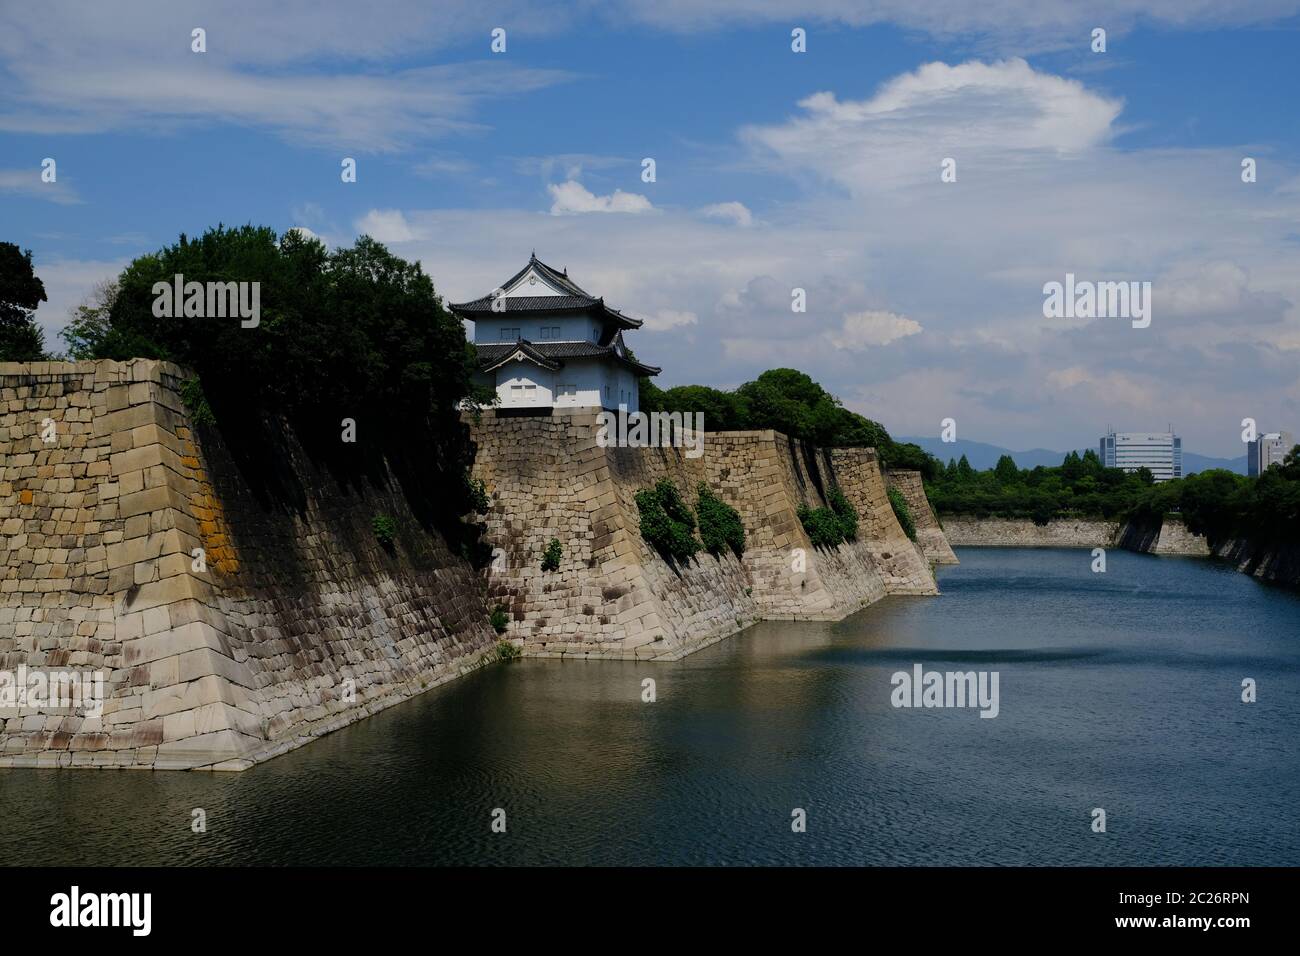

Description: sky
[2,0,1299,458]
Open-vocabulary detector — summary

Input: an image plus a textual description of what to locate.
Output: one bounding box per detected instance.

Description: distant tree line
[929,447,1300,548]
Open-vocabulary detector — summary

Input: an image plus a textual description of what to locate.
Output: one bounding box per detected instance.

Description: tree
[85,224,488,547]
[60,279,118,359]
[994,454,1019,484]
[0,242,48,361]
[657,384,747,431]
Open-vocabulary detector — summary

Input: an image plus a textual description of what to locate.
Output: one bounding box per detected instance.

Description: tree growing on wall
[0,242,49,361]
[74,224,493,553]
[639,366,940,477]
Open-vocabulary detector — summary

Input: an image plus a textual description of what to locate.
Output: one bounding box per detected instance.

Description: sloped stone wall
[469,410,939,662]
[885,469,958,565]
[1151,515,1211,555]
[1,360,497,771]
[1,361,952,770]
[830,449,937,593]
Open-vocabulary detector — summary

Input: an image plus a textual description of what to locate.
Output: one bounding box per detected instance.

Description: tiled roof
[475,338,660,376]
[449,254,643,329]
[453,294,598,312]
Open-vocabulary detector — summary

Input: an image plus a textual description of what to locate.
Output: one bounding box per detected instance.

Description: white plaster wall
[473,313,602,345]
[552,359,605,409]
[496,360,555,407]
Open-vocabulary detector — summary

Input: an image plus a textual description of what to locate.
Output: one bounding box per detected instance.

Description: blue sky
[3,1,1299,457]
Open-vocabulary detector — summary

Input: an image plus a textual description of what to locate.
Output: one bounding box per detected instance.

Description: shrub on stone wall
[180,377,217,427]
[635,479,700,563]
[696,483,745,557]
[490,604,510,633]
[798,504,845,548]
[541,537,562,571]
[372,514,397,547]
[888,486,917,541]
[828,486,858,541]
[797,485,858,548]
[468,478,491,515]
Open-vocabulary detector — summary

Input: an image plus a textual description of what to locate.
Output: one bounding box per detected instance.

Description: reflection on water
[2,548,1298,866]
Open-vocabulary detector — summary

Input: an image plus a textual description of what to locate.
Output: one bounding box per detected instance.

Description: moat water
[3,547,1298,866]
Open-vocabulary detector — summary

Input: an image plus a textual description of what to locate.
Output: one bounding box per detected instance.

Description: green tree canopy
[73,224,489,548]
[0,242,49,361]
[641,366,940,477]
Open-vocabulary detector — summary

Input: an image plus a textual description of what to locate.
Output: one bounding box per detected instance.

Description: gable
[502,267,567,298]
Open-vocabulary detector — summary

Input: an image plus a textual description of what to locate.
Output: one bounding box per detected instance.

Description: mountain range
[897,436,1248,476]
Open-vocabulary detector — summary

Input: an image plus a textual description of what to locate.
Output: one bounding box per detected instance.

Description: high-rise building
[1099,430,1183,481]
[1247,431,1294,476]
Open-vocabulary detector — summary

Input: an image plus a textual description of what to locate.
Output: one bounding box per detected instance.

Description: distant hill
[898,436,1247,476]
[1182,451,1248,476]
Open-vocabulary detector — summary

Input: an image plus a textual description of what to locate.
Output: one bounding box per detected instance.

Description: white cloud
[645,309,698,332]
[0,168,80,204]
[614,0,1300,53]
[744,59,1122,191]
[699,201,753,227]
[354,209,420,243]
[286,225,326,247]
[215,54,1299,459]
[547,181,653,215]
[830,310,923,349]
[0,3,574,148]
[30,257,128,345]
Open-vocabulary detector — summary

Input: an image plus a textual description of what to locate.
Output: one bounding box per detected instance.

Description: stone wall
[1211,538,1300,588]
[941,511,1300,589]
[1116,515,1211,556]
[885,469,958,564]
[1,360,498,771]
[939,516,1119,548]
[944,513,1218,557]
[469,409,939,661]
[1,361,952,770]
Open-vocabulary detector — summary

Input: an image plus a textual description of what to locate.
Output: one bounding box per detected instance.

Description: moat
[3,547,1297,866]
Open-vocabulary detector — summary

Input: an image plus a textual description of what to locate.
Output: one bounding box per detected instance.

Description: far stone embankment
[941,511,1300,588]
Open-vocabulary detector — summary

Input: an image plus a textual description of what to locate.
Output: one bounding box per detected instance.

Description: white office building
[1099,430,1183,482]
[1248,431,1294,476]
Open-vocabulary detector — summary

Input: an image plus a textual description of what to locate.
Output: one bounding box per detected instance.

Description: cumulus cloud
[547,181,654,215]
[355,209,420,242]
[744,59,1122,191]
[829,310,923,349]
[644,309,698,332]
